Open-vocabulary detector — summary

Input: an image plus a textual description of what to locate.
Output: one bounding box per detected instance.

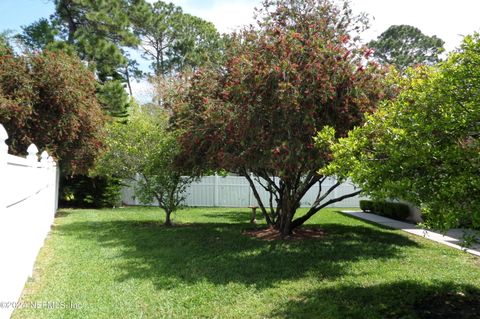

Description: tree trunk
[275,195,297,238]
[244,173,362,237]
[164,209,173,227]
[125,65,133,97]
[243,172,274,225]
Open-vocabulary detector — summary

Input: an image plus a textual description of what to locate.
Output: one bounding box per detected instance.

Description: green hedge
[60,175,123,208]
[360,200,410,221]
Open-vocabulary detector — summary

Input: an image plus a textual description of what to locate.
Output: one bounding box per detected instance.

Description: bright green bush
[328,33,480,230]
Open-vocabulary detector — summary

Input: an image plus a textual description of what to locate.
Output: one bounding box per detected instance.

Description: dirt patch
[474,258,480,268]
[243,227,326,241]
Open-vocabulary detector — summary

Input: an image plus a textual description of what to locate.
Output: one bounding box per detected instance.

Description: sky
[0,0,54,34]
[163,0,480,52]
[1,0,479,101]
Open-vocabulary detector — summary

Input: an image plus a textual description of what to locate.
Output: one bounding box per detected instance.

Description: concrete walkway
[341,211,480,257]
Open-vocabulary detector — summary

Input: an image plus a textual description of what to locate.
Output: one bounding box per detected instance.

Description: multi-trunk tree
[170,0,388,237]
[327,33,480,230]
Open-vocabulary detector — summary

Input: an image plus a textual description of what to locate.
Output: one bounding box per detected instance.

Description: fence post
[0,124,8,210]
[27,143,39,163]
[40,151,49,167]
[54,162,59,211]
[214,173,219,207]
[41,151,49,183]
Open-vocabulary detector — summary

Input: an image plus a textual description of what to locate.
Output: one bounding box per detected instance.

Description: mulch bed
[243,227,326,241]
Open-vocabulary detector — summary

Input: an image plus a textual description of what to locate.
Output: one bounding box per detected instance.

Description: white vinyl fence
[121,175,366,208]
[0,124,59,319]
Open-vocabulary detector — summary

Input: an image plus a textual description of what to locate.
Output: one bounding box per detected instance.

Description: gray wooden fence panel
[121,175,365,208]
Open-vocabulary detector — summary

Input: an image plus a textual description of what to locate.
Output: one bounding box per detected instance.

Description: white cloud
[349,0,480,52]
[165,0,479,51]
[167,0,259,33]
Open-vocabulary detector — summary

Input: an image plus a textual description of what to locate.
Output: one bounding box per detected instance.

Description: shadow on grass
[334,211,404,230]
[270,280,480,319]
[197,210,257,224]
[55,217,419,289]
[55,210,72,218]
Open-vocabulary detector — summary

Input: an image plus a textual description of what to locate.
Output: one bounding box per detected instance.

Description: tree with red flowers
[171,0,388,237]
[0,49,105,174]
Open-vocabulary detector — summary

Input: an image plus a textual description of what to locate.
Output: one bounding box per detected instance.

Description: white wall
[121,175,367,208]
[0,124,59,319]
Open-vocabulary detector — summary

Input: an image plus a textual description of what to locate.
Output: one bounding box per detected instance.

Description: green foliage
[52,0,143,116]
[361,200,410,221]
[130,0,224,76]
[368,24,445,70]
[97,80,131,119]
[172,0,388,235]
[16,18,59,50]
[54,0,139,77]
[328,33,480,230]
[172,13,225,72]
[0,50,105,174]
[95,105,193,225]
[0,31,13,55]
[359,200,373,212]
[60,175,122,208]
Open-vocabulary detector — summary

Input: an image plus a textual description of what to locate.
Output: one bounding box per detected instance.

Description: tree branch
[243,171,274,225]
[291,189,362,228]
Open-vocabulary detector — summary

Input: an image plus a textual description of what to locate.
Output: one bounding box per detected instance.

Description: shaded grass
[12,207,480,319]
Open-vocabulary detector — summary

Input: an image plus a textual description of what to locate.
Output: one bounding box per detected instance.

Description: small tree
[95,105,192,226]
[368,25,445,71]
[327,33,480,230]
[171,0,387,237]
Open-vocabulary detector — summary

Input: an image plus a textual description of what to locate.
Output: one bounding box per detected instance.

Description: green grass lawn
[12,207,480,319]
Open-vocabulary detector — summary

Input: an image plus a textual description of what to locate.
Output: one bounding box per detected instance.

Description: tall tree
[130,0,224,77]
[51,0,143,117]
[0,50,106,174]
[54,0,139,77]
[16,18,59,50]
[368,24,445,71]
[327,33,480,230]
[171,0,387,237]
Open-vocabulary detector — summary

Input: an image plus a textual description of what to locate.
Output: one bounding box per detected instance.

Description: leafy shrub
[372,201,386,215]
[389,202,410,220]
[328,34,480,231]
[360,200,410,221]
[60,175,122,208]
[360,200,373,212]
